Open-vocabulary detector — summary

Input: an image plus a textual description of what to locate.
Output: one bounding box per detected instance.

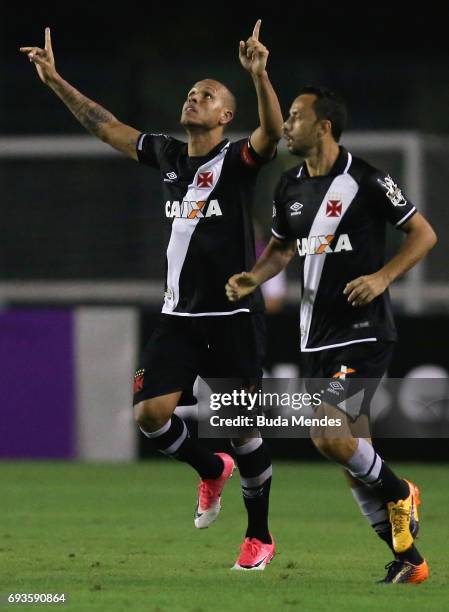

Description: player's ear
[219,108,234,126]
[319,119,332,138]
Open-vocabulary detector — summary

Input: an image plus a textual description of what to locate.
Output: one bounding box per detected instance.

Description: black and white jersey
[272,146,417,352]
[137,134,266,316]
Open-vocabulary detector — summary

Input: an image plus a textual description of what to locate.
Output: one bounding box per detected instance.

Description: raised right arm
[20,28,140,160]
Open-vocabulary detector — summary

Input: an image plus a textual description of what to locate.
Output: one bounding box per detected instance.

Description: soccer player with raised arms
[21,21,283,569]
[226,86,437,582]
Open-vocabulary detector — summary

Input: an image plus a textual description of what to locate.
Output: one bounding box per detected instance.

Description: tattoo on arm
[55,81,116,136]
[80,104,115,135]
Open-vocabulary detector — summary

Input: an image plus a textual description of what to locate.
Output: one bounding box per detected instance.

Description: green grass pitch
[1,461,448,611]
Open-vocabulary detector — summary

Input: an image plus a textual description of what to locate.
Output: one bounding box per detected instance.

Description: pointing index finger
[45,27,52,51]
[252,19,261,40]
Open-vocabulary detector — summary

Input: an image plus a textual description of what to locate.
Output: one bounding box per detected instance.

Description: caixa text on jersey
[297,233,353,256]
[165,200,223,219]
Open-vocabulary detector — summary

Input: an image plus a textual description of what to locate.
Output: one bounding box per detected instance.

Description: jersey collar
[298,146,351,178]
[186,138,229,161]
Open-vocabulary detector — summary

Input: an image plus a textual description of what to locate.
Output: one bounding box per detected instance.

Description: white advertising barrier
[75,307,138,461]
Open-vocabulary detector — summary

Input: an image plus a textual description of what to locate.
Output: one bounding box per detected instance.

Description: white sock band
[139,418,188,456]
[351,486,389,530]
[160,421,188,456]
[240,465,272,488]
[346,439,382,485]
[139,419,171,438]
[231,437,263,455]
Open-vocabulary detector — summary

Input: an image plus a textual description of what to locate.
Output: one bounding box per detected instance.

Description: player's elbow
[428,226,438,250]
[258,120,283,144]
[288,242,297,258]
[281,242,297,264]
[265,125,283,142]
[406,214,438,255]
[271,239,296,266]
[96,121,118,144]
[420,223,437,255]
[95,119,125,147]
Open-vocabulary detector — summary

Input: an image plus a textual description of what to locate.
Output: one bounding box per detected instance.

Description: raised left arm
[239,20,283,159]
[344,212,437,307]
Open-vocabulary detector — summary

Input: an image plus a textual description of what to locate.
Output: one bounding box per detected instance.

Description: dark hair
[297,86,347,141]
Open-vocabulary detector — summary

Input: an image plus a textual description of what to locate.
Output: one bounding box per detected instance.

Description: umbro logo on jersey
[327,381,345,395]
[197,172,214,188]
[297,233,353,256]
[326,200,342,217]
[290,202,304,216]
[164,171,178,182]
[377,175,407,206]
[165,199,223,219]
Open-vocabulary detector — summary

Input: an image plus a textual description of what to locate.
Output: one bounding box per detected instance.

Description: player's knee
[311,436,355,463]
[133,398,171,431]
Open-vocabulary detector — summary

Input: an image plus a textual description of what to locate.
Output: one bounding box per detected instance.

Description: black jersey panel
[136,133,175,168]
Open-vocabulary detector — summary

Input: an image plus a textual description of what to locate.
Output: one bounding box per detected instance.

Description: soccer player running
[226,87,437,583]
[21,21,283,570]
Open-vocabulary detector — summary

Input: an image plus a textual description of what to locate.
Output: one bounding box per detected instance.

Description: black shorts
[133,313,265,405]
[300,341,395,420]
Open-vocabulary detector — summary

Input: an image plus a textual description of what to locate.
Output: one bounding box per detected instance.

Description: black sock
[242,477,272,544]
[376,524,423,564]
[178,438,224,479]
[374,520,395,552]
[371,462,410,503]
[140,414,223,479]
[232,438,272,544]
[397,545,424,565]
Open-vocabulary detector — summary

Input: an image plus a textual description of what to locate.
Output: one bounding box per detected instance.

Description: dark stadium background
[1,4,449,462]
[3,4,449,137]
